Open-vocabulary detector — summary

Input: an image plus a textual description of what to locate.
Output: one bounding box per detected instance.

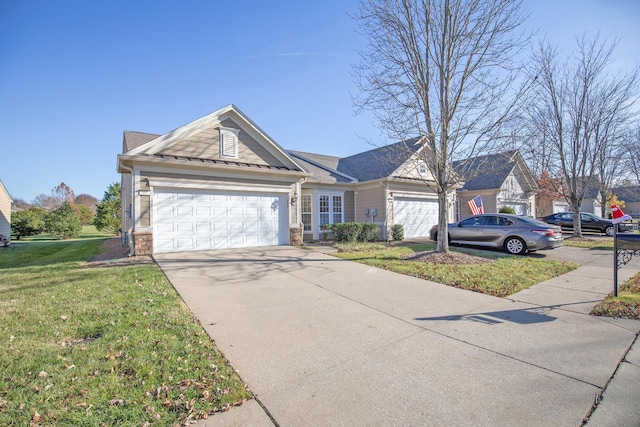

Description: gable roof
[453,150,536,192]
[612,185,640,203]
[289,138,424,183]
[119,104,307,173]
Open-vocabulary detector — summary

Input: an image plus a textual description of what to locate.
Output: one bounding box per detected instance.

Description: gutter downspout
[380,181,390,240]
[119,161,135,257]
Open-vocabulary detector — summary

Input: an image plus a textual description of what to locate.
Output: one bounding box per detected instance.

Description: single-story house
[611,186,640,218]
[0,179,13,246]
[536,176,604,216]
[288,139,458,242]
[579,182,602,216]
[118,105,458,255]
[453,151,537,219]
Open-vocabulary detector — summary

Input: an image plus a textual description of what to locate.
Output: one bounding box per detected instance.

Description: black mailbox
[617,234,640,250]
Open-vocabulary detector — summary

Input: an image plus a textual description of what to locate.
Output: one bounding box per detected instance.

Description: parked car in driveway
[537,212,632,236]
[429,214,563,255]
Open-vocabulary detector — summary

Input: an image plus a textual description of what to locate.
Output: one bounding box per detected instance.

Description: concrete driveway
[155,245,640,426]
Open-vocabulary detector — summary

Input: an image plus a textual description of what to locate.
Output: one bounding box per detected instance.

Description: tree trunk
[571,203,582,238]
[436,188,450,253]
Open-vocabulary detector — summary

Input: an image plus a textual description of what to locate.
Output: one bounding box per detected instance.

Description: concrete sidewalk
[155,246,640,426]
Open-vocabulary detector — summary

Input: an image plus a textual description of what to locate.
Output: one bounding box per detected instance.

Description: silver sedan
[429,214,563,255]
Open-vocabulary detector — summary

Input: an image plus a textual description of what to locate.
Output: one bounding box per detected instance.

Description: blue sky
[1,0,638,202]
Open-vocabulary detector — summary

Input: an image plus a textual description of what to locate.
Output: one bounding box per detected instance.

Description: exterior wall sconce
[291,193,298,206]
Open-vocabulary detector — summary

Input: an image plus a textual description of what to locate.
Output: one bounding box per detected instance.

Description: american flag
[468,195,484,215]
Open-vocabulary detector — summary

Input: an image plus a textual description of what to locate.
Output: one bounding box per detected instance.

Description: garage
[153,188,289,253]
[393,197,439,238]
[500,202,527,215]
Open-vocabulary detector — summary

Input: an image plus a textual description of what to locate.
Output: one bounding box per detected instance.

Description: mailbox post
[613,229,640,296]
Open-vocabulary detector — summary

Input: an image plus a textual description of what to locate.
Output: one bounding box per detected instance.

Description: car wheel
[605,225,614,236]
[505,237,526,255]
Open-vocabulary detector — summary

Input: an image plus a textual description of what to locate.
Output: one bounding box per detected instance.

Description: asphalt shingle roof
[289,137,422,183]
[122,131,160,153]
[453,151,519,191]
[612,185,640,203]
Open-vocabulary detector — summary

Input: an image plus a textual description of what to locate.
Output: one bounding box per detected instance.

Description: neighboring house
[579,188,602,215]
[536,176,603,217]
[453,151,537,220]
[611,186,640,218]
[289,138,458,241]
[0,179,13,245]
[118,105,458,255]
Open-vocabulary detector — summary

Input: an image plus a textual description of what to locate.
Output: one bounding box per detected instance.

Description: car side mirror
[458,223,464,227]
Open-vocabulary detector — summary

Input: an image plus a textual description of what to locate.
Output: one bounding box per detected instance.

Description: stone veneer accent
[133,231,153,255]
[289,226,302,246]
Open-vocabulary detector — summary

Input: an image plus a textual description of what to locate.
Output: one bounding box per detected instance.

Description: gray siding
[355,187,386,223]
[344,191,355,222]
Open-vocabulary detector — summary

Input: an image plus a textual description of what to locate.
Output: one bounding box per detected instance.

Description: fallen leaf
[30,411,41,426]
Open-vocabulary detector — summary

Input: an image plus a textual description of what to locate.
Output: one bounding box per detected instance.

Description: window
[220,127,239,158]
[319,195,330,227]
[497,216,513,226]
[301,195,312,232]
[460,216,484,227]
[318,193,343,229]
[418,161,427,175]
[332,195,342,224]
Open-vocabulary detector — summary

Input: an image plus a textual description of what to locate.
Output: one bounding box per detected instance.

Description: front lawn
[0,233,250,425]
[333,243,577,297]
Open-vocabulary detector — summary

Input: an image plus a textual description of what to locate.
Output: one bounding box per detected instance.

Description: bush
[94,182,121,234]
[329,222,363,243]
[44,202,82,239]
[499,206,517,214]
[11,207,46,240]
[77,205,95,225]
[391,224,404,241]
[359,223,380,242]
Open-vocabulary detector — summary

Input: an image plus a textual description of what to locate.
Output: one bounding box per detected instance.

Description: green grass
[333,242,577,297]
[562,237,613,250]
[0,230,250,425]
[591,272,640,319]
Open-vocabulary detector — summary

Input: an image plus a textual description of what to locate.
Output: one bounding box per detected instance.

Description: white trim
[220,126,240,158]
[124,104,308,172]
[147,177,293,194]
[118,155,309,182]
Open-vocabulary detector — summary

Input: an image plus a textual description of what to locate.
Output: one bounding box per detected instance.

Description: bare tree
[353,0,530,252]
[32,194,59,211]
[52,182,75,206]
[527,35,638,236]
[75,193,99,214]
[11,198,32,210]
[623,125,640,185]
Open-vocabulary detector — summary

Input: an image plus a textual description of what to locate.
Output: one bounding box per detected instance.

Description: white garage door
[393,197,439,238]
[500,203,526,215]
[153,189,288,253]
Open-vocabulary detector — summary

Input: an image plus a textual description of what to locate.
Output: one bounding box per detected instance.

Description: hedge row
[323,222,380,243]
